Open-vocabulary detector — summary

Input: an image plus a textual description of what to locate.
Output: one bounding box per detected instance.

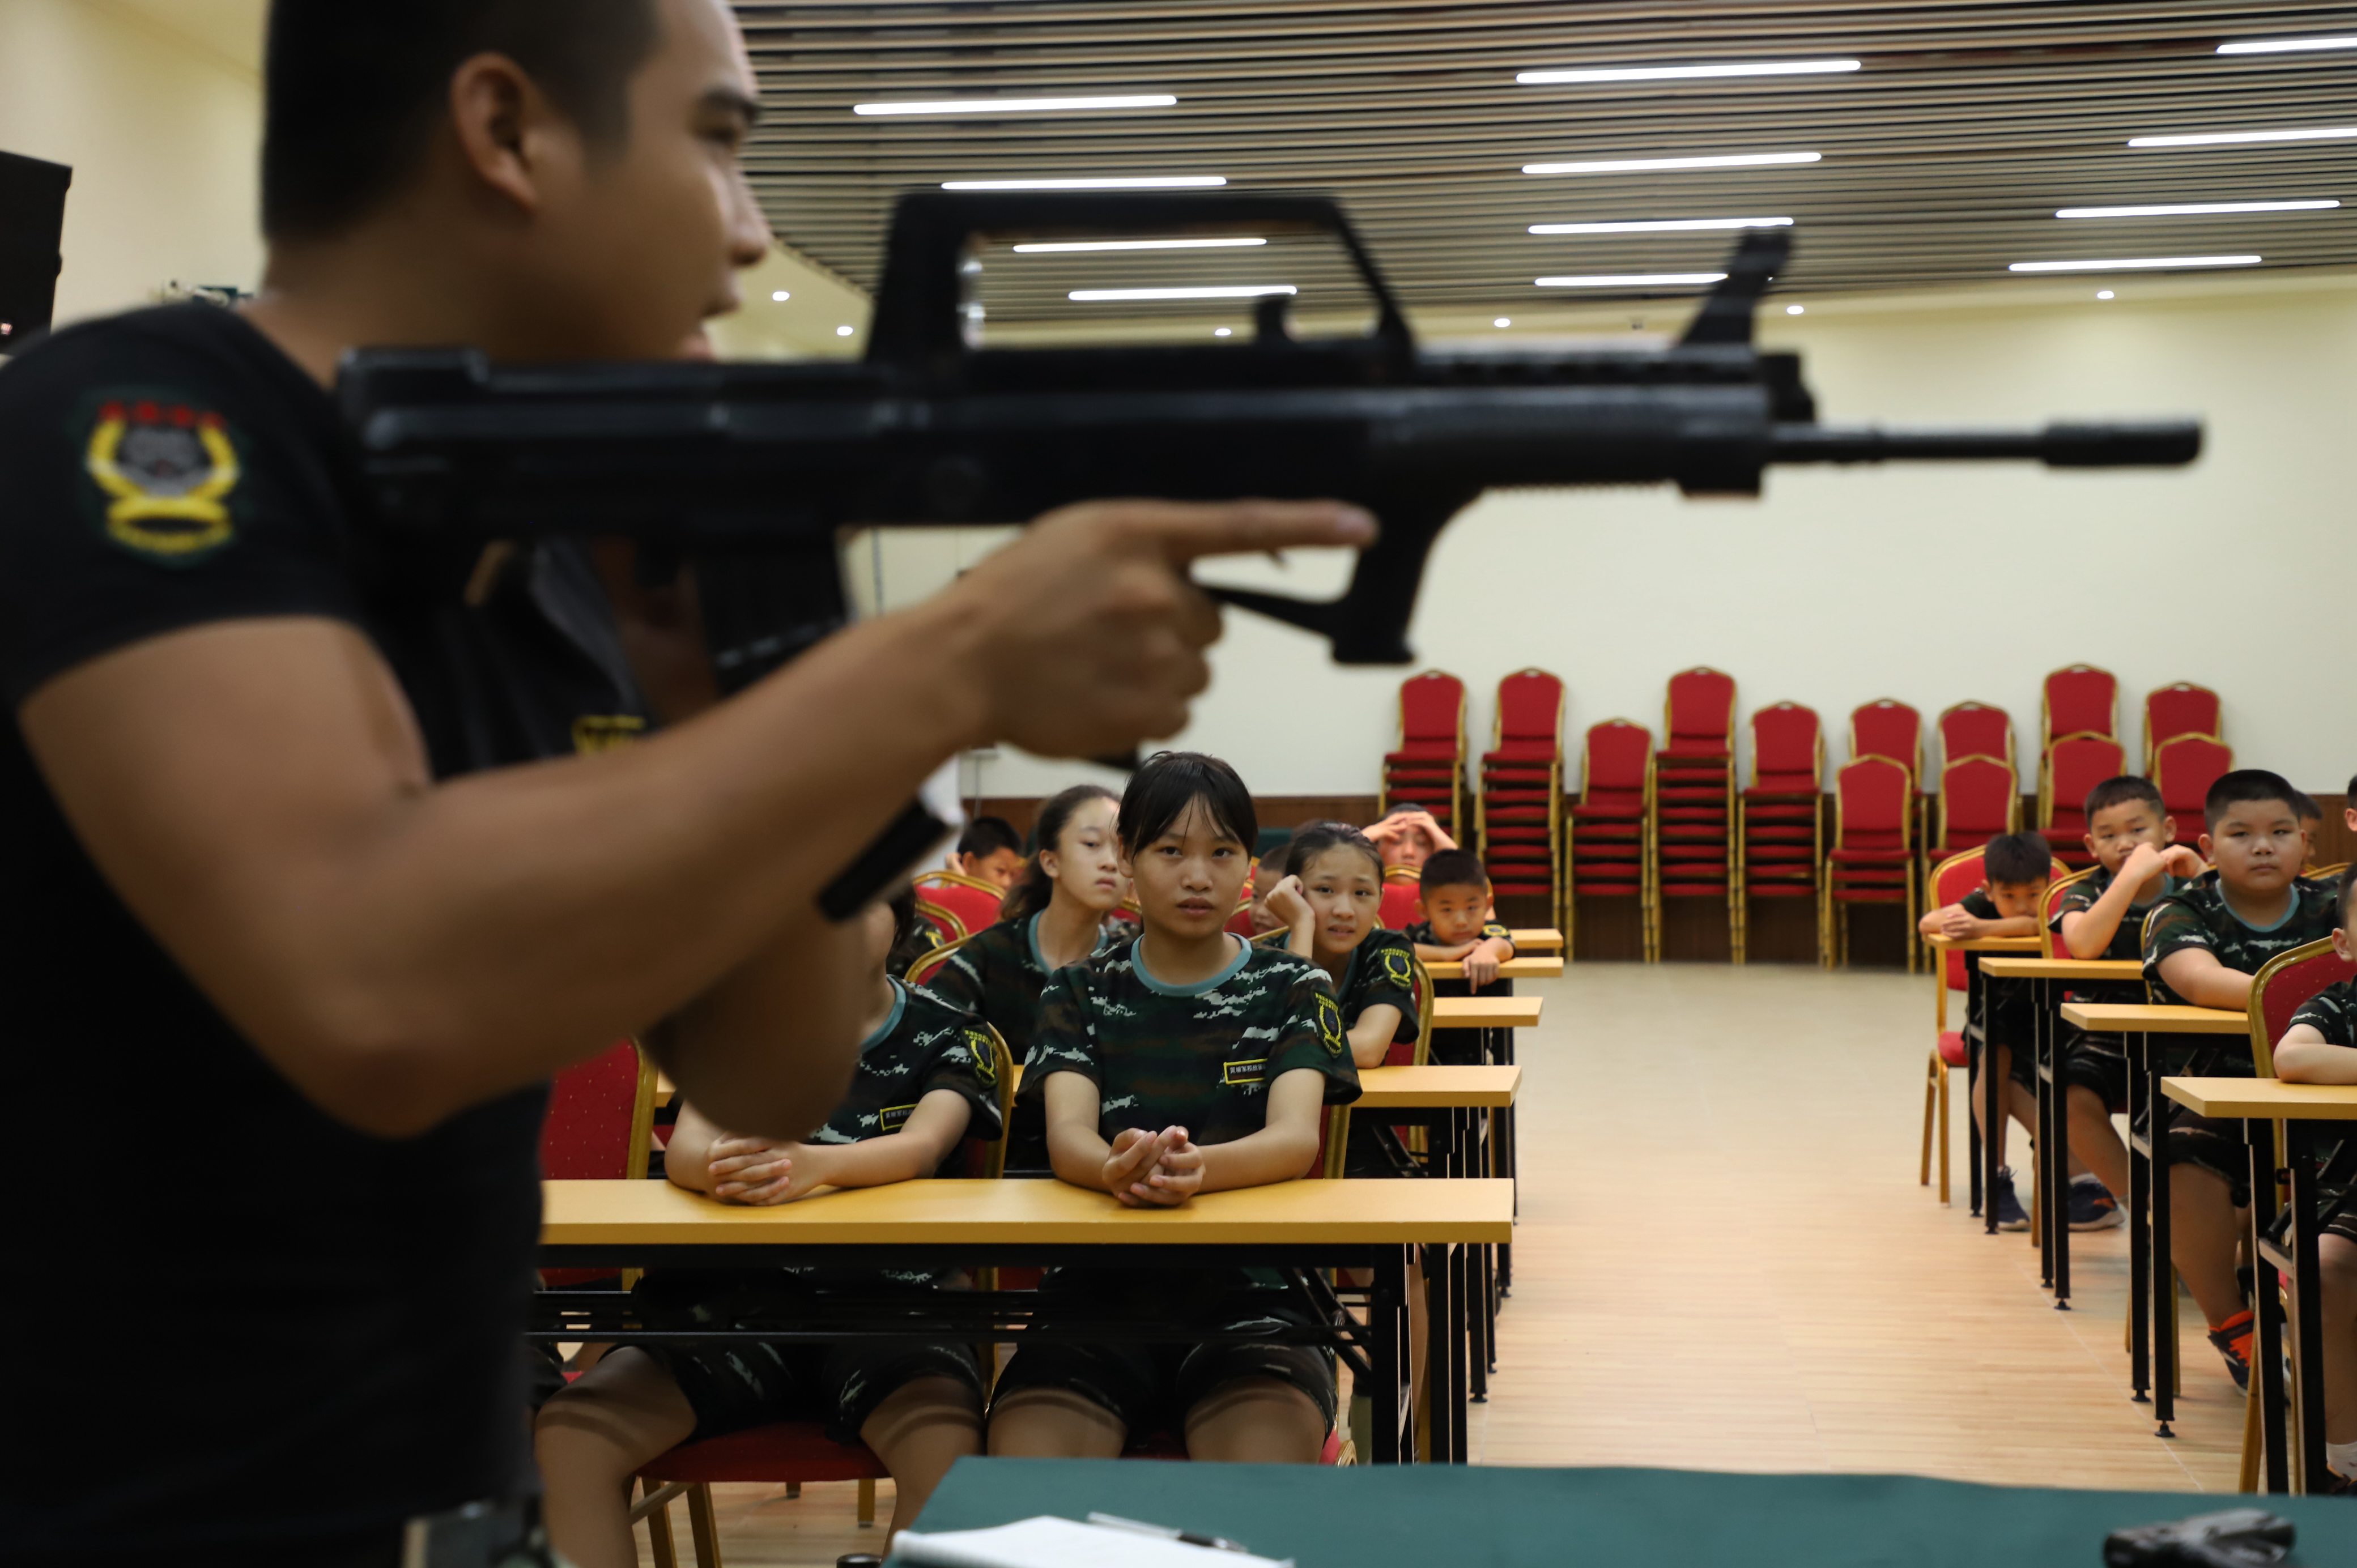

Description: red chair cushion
[1938,1030,1968,1068]
[640,1423,888,1485]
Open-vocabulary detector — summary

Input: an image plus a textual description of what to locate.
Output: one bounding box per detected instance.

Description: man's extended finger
[1113,500,1379,565]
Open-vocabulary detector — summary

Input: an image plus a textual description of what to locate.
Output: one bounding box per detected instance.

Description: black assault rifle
[337,192,2202,908]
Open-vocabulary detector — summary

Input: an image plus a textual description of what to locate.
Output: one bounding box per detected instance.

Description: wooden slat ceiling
[733,2,2357,319]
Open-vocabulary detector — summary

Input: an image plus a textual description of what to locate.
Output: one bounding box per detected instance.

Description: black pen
[1087,1511,1254,1554]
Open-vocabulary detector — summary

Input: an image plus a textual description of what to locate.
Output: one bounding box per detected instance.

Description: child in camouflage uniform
[2264,869,2357,1490]
[1402,846,1518,1008]
[988,752,1362,1463]
[535,896,1005,1564]
[1262,821,1421,1070]
[2053,777,2206,1232]
[2143,768,2340,1391]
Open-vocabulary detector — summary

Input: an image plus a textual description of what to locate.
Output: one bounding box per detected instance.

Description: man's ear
[446,52,574,217]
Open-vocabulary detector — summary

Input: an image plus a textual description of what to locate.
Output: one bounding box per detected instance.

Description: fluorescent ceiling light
[2056,199,2339,218]
[2216,35,2357,55]
[2128,127,2357,147]
[856,94,1176,117]
[770,290,791,301]
[943,176,1226,190]
[1012,237,1267,253]
[1518,59,1859,84]
[1535,272,1728,287]
[1524,152,1819,175]
[1069,284,1296,301]
[2007,255,2261,272]
[1529,216,1793,233]
[836,325,856,336]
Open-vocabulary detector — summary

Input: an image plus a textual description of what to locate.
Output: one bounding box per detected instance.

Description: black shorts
[626,1272,985,1445]
[2145,1103,2254,1209]
[2060,1029,2131,1115]
[990,1269,1337,1437]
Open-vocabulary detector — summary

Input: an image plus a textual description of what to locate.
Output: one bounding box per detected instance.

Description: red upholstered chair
[2143,681,2221,771]
[1477,668,1565,908]
[1379,867,1424,931]
[632,1028,1020,1565]
[2153,733,2233,849]
[1225,871,1261,938]
[1737,702,1823,964]
[2041,866,2101,959]
[2043,664,2118,748]
[2039,732,2127,869]
[1826,754,1916,972]
[541,1041,659,1289]
[913,871,1006,940]
[903,934,968,988]
[1937,701,2015,770]
[1849,699,1924,782]
[1381,670,1467,837]
[1920,848,1986,1202]
[1653,668,1739,953]
[1929,755,2019,863]
[1568,718,1657,961]
[911,896,969,946]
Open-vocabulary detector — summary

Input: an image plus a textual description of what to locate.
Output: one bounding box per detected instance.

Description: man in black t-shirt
[0,3,1372,1561]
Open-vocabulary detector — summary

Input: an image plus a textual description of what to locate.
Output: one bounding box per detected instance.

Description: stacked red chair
[2039,732,2127,868]
[1826,753,1917,970]
[1651,668,1739,955]
[1475,669,1566,911]
[2144,681,2221,769]
[1851,698,1924,841]
[1937,700,2015,771]
[1736,701,1823,965]
[1928,753,2019,863]
[1379,670,1468,840]
[1930,701,2016,880]
[2040,663,2117,803]
[2154,733,2233,847]
[1566,719,1656,962]
[912,870,1004,940]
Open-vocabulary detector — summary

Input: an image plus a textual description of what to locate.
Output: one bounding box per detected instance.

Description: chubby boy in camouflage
[987,752,1362,1463]
[534,893,1003,1564]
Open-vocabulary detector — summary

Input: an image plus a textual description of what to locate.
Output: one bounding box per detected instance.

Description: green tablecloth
[896,1460,2356,1568]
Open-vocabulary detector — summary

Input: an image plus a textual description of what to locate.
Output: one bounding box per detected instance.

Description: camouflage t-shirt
[2289,977,2357,1049]
[1023,934,1360,1149]
[806,978,1003,1154]
[1402,917,1516,999]
[1335,927,1421,1049]
[917,912,1101,1069]
[2144,871,2340,1075]
[2050,866,2184,1005]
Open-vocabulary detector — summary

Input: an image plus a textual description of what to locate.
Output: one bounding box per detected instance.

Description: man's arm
[22,500,1373,1139]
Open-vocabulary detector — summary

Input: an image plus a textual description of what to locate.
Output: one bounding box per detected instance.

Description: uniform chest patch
[82,393,243,563]
[1222,1057,1268,1086]
[572,715,648,753]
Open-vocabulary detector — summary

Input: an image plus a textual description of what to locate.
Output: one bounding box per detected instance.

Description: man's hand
[1262,874,1312,936]
[706,1135,834,1205]
[944,500,1375,759]
[1103,1126,1167,1207]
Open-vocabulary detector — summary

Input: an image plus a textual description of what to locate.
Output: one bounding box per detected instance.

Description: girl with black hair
[1264,821,1422,1071]
[988,752,1361,1462]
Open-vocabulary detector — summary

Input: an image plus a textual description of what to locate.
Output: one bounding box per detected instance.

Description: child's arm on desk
[1917,902,2032,940]
[1041,1069,1324,1206]
[665,1094,972,1205]
[2273,1024,2357,1084]
[2061,845,2205,958]
[2153,947,2254,1011]
[1344,1003,1402,1070]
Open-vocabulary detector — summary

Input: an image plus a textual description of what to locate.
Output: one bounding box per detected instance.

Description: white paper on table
[894,1515,1293,1568]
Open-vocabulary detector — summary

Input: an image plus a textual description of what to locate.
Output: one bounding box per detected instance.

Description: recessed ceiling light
[1524,152,1820,176]
[2216,35,2357,54]
[1785,304,1805,314]
[1535,272,1729,288]
[2056,199,2340,218]
[855,93,1176,117]
[1529,216,1793,234]
[2128,127,2357,148]
[1214,327,1233,336]
[942,176,1227,190]
[1011,237,1266,253]
[2096,290,2115,299]
[2007,255,2261,272]
[771,289,791,301]
[1493,317,1513,327]
[1517,58,1860,84]
[836,325,856,336]
[1069,284,1296,301]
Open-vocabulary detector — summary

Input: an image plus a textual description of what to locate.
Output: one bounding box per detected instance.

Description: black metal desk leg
[2050,981,2073,1306]
[2248,1116,2290,1492]
[2150,1041,2177,1438]
[2288,1122,2329,1490]
[1371,1247,1407,1463]
[1420,1242,1457,1463]
[2128,1032,2152,1404]
[1976,966,2001,1237]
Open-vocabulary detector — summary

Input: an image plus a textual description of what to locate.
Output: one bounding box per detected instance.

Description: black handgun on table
[336,191,2203,909]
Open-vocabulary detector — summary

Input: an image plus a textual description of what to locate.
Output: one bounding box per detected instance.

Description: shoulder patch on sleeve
[1314,990,1346,1057]
[77,389,245,564]
[1379,944,1415,990]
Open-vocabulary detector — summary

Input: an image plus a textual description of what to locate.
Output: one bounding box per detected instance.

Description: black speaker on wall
[0,150,73,347]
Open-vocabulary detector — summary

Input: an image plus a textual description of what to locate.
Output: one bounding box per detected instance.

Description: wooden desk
[1423,956,1564,981]
[1431,996,1542,1030]
[1978,957,2144,982]
[2059,1002,2243,1034]
[1925,934,2043,953]
[538,1177,1511,1465]
[2165,1075,2357,1493]
[1508,928,1562,954]
[1356,1064,1520,1110]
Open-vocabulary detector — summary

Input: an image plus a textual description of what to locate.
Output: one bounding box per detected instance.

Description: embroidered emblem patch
[965,1028,999,1085]
[571,715,648,754]
[1379,948,1415,990]
[82,394,243,563]
[1223,1057,1269,1086]
[1314,991,1347,1058]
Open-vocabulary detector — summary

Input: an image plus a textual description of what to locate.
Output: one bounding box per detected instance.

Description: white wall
[866,275,2357,800]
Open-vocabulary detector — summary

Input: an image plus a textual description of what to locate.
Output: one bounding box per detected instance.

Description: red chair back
[541,1040,654,1288]
[2249,938,2357,1075]
[1582,718,1653,799]
[1748,701,1822,791]
[1834,754,1913,848]
[912,897,969,945]
[1495,668,1564,745]
[1937,701,2014,769]
[1398,670,1465,748]
[2042,733,2127,838]
[913,872,1005,939]
[1379,875,1422,931]
[2041,866,2100,957]
[1937,754,2018,849]
[2043,664,2118,747]
[2153,733,2232,839]
[1663,667,1735,756]
[2143,681,2221,766]
[1849,699,1922,779]
[1928,848,1988,989]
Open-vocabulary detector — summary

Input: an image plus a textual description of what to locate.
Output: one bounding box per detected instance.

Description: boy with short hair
[2054,777,2206,1232]
[949,815,1026,890]
[1403,848,1517,995]
[2144,769,2341,1389]
[1918,830,2052,1231]
[2267,871,2357,1492]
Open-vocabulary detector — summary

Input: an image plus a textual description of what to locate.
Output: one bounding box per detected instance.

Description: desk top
[1356,1064,1520,1109]
[2163,1076,2357,1120]
[896,1459,2357,1568]
[542,1176,1514,1247]
[1430,995,1542,1029]
[1424,955,1564,981]
[1508,927,1563,953]
[1978,956,2145,980]
[2058,1002,2245,1035]
[1924,934,2042,953]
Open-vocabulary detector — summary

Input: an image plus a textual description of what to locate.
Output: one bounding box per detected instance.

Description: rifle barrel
[1772,421,2201,468]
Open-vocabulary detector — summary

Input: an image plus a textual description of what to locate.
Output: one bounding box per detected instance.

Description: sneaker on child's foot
[2207,1309,2254,1392]
[1991,1167,2031,1232]
[2068,1176,2125,1231]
